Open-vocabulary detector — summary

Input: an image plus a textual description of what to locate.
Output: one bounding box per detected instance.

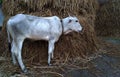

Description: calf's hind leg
[15,39,27,73]
[11,41,17,65]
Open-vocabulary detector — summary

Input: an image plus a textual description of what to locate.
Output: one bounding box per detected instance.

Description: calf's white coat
[7,14,82,72]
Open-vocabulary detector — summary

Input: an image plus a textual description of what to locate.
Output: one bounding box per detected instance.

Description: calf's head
[63,16,82,34]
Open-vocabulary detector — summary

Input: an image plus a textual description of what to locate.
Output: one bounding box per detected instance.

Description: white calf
[7,14,82,72]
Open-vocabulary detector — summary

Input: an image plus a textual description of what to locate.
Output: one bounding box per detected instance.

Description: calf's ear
[68,19,72,23]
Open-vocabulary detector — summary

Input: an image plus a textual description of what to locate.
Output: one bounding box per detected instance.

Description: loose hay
[95,0,120,37]
[0,0,98,65]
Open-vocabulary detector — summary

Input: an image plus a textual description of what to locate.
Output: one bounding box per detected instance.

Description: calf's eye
[76,20,78,22]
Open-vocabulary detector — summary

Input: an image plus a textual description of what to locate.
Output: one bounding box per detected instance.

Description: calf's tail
[7,19,12,51]
[7,29,11,51]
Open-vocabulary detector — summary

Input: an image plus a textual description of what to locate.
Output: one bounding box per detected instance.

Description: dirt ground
[0,36,120,77]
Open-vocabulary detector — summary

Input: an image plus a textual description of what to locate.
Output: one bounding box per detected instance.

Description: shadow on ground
[64,37,120,77]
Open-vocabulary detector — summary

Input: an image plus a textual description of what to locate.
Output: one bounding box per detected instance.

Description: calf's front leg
[48,40,55,65]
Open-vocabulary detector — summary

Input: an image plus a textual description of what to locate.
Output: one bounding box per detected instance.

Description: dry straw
[95,0,120,37]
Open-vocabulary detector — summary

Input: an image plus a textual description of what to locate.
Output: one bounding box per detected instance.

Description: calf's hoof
[48,63,52,66]
[22,68,28,73]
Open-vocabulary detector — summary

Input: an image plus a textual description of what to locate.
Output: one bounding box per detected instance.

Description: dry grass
[95,0,120,37]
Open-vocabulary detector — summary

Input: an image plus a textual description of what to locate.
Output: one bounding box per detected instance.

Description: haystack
[0,0,98,64]
[95,0,120,37]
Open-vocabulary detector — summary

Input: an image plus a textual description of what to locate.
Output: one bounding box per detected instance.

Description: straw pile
[1,0,98,64]
[95,0,120,37]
